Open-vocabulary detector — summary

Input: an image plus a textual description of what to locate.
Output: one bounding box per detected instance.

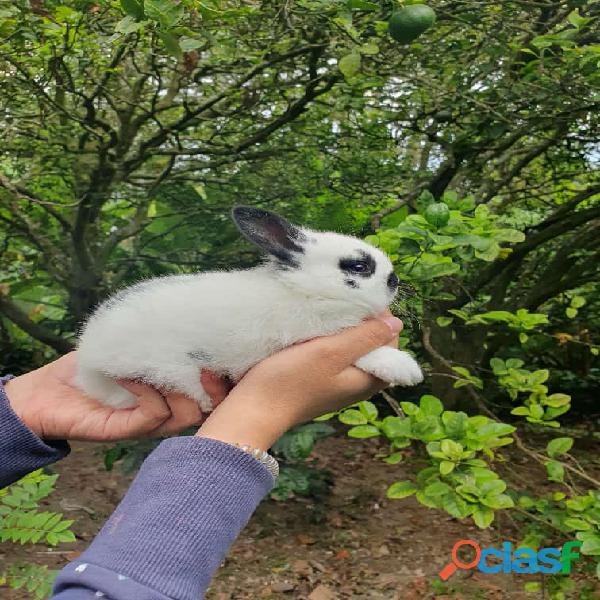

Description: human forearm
[51,436,274,600]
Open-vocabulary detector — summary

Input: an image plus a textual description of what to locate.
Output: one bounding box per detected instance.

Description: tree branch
[0,294,74,354]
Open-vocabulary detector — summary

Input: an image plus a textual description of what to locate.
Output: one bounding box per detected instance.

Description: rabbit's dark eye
[339,252,376,278]
[348,260,368,273]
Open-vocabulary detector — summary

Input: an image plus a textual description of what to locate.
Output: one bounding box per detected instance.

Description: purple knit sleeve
[52,436,274,600]
[0,375,70,488]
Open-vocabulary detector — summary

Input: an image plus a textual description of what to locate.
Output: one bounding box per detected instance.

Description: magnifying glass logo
[438,539,481,581]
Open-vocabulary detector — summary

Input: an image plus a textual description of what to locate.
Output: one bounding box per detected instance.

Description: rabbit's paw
[355,347,423,386]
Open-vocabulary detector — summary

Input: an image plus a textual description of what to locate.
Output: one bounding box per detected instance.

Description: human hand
[196,314,403,450]
[3,352,230,442]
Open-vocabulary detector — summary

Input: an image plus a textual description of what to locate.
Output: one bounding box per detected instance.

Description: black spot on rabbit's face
[339,250,376,280]
[345,279,359,289]
[387,272,399,290]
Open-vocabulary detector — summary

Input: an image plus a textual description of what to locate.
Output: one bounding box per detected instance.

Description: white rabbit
[75,207,423,411]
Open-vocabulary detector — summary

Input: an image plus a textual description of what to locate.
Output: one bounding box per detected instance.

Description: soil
[1,434,599,599]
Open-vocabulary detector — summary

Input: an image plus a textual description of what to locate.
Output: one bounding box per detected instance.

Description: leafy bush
[0,564,56,600]
[322,193,600,594]
[0,470,75,598]
[271,423,335,501]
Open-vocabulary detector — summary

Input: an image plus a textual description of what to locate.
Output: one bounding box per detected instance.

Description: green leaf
[314,412,336,422]
[179,37,204,53]
[415,490,442,509]
[412,416,443,440]
[442,493,470,518]
[473,508,494,529]
[545,460,565,482]
[436,316,453,327]
[475,422,516,439]
[441,411,468,437]
[566,307,578,319]
[339,409,367,426]
[511,406,530,416]
[115,16,145,34]
[477,310,514,322]
[563,517,592,531]
[518,496,535,509]
[400,402,419,416]
[529,404,544,419]
[392,438,411,449]
[383,452,404,464]
[571,296,586,309]
[359,41,379,55]
[475,242,500,261]
[338,52,361,79]
[547,437,573,457]
[580,534,600,556]
[145,0,185,27]
[380,416,412,439]
[481,493,514,509]
[440,439,463,459]
[120,0,145,20]
[158,30,183,58]
[545,393,571,408]
[289,431,315,459]
[490,357,507,374]
[424,481,451,496]
[387,481,417,499]
[456,484,480,502]
[451,366,470,378]
[420,395,443,416]
[568,9,591,29]
[55,530,76,542]
[358,400,378,422]
[347,425,380,438]
[440,461,455,475]
[348,0,379,10]
[546,406,571,419]
[480,480,506,496]
[494,229,525,243]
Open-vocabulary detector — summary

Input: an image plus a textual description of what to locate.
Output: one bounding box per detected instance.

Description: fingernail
[380,315,403,334]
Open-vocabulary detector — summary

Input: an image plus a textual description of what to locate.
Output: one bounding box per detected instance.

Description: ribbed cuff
[52,563,173,600]
[0,375,70,488]
[71,436,274,599]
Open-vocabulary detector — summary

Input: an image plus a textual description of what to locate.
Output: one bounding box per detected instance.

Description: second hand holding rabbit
[76,207,423,410]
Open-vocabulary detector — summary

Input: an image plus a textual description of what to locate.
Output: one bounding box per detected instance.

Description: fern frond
[0,510,75,545]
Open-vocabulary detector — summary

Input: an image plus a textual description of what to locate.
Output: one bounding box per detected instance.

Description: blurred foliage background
[0,0,598,387]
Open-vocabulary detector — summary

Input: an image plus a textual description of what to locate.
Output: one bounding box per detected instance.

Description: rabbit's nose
[387,272,399,290]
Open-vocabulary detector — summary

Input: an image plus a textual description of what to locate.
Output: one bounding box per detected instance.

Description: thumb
[113,381,172,436]
[316,316,403,366]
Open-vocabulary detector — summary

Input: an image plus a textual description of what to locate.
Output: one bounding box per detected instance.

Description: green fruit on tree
[424,202,450,228]
[388,4,437,44]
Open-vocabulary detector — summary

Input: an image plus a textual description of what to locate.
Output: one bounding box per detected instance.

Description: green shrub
[0,469,76,598]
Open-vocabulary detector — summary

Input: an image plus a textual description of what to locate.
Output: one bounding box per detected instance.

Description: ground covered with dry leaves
[2,433,598,599]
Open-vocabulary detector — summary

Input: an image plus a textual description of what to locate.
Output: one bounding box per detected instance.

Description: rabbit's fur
[76,207,423,410]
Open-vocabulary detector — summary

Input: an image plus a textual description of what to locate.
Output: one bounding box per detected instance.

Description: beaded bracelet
[235,444,279,480]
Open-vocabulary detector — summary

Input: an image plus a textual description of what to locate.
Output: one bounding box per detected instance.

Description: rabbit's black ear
[232,206,305,266]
